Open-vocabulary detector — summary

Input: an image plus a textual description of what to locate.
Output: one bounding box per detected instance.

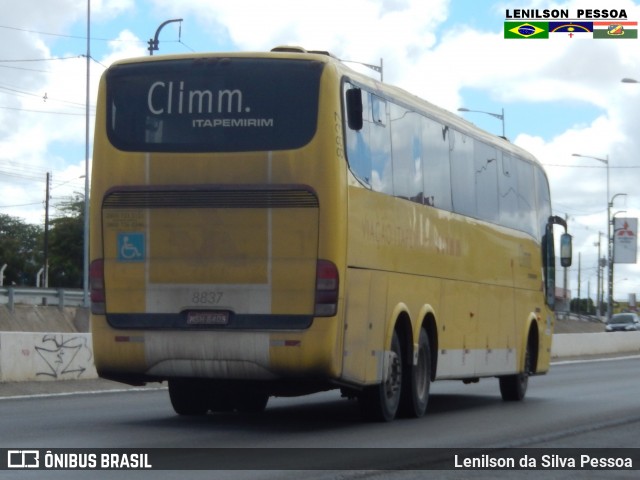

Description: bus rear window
[106,58,323,152]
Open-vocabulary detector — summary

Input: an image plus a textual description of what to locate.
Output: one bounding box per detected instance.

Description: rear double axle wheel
[359,328,431,422]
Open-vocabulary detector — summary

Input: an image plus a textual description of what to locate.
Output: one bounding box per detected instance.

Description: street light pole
[341,58,384,81]
[608,199,628,319]
[148,18,183,56]
[458,107,506,138]
[572,153,628,322]
[594,231,603,316]
[83,0,91,307]
[572,153,608,318]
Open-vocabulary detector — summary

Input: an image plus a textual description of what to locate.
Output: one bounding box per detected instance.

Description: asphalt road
[1,356,639,479]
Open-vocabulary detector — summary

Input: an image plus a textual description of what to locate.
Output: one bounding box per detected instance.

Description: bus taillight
[89,259,106,315]
[315,259,339,317]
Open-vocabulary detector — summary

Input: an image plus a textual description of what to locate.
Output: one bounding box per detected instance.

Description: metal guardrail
[0,287,85,311]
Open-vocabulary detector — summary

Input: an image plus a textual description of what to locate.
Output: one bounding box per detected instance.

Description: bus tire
[235,392,269,413]
[399,328,430,418]
[499,338,532,402]
[209,391,235,413]
[359,330,403,422]
[168,379,209,416]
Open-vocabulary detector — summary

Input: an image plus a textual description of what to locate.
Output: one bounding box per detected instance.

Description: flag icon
[549,22,593,39]
[593,21,638,39]
[504,22,549,39]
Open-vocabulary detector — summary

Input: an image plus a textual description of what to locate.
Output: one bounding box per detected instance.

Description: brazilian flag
[504,22,549,39]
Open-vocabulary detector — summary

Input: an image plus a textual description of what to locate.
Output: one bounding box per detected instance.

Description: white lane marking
[0,386,166,401]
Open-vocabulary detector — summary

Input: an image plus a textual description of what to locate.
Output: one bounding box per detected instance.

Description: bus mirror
[560,233,572,267]
[346,88,363,131]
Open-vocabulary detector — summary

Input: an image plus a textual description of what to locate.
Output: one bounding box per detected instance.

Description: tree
[570,297,596,316]
[0,214,43,286]
[48,196,84,288]
[0,197,85,288]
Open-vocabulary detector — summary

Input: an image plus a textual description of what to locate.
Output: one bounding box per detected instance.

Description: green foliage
[1,196,84,287]
[0,214,43,285]
[48,196,84,288]
[570,297,597,316]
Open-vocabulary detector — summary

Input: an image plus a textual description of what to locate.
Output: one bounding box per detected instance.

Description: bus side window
[369,95,392,194]
[390,103,422,202]
[421,117,452,211]
[450,129,476,217]
[499,154,519,230]
[474,143,499,223]
[344,85,372,188]
[371,95,386,126]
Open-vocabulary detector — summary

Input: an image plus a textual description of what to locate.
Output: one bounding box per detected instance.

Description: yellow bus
[90,47,571,421]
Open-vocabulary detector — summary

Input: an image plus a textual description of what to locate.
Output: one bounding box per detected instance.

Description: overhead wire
[0,22,192,57]
[0,25,110,219]
[0,23,145,44]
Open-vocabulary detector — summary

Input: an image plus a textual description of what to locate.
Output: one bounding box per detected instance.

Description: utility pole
[577,252,581,318]
[43,172,50,288]
[563,213,569,316]
[83,0,91,307]
[595,231,602,317]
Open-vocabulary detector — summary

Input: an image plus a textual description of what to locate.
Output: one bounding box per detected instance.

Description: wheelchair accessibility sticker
[117,232,145,262]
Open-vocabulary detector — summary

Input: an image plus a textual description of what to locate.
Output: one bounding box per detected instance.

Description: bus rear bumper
[93,322,342,385]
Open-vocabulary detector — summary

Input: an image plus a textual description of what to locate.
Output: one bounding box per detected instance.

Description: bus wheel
[209,390,235,413]
[168,379,209,415]
[359,330,403,422]
[235,393,269,413]
[400,328,431,418]
[499,339,531,401]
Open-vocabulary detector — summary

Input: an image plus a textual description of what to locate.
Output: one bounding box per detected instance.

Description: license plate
[187,311,229,326]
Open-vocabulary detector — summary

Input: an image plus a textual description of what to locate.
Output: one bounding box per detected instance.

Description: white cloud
[104,29,148,63]
[0,0,140,224]
[1,0,638,296]
[149,0,448,66]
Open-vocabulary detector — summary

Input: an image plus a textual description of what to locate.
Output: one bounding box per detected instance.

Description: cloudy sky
[1,0,639,301]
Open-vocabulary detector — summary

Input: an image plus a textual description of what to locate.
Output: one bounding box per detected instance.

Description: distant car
[605,313,640,332]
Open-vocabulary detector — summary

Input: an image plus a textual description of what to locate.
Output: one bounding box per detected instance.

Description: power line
[0,24,145,44]
[178,39,196,53]
[544,164,640,169]
[554,201,605,212]
[0,201,43,208]
[0,55,106,72]
[0,105,93,116]
[0,55,82,63]
[0,83,90,109]
[82,54,108,69]
[0,163,85,187]
[0,24,189,57]
[0,63,51,74]
[0,168,44,182]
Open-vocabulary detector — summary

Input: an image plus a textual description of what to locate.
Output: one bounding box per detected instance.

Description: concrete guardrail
[0,332,97,382]
[551,331,640,358]
[0,287,85,311]
[0,331,639,383]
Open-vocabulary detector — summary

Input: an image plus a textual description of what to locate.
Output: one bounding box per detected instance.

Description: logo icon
[8,450,40,468]
[608,24,625,35]
[616,220,635,237]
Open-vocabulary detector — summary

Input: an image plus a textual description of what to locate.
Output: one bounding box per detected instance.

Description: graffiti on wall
[35,334,93,379]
